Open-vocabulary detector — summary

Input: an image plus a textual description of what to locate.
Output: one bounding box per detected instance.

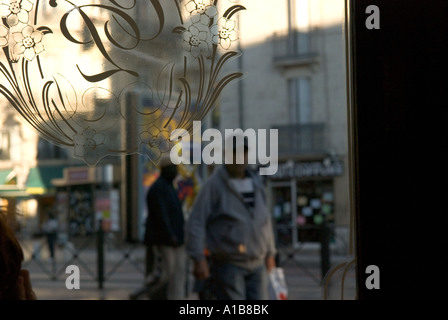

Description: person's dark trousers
[211,262,268,300]
[46,233,57,259]
[129,245,167,300]
[145,245,155,276]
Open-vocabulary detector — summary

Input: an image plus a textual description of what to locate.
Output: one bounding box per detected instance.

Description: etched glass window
[0,0,355,300]
[0,0,245,165]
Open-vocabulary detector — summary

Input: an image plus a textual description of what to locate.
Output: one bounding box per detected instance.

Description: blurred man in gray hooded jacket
[186,135,277,300]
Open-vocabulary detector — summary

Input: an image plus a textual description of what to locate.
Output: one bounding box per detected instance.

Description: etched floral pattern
[0,0,246,167]
[185,0,217,25]
[74,128,108,165]
[182,24,209,58]
[12,25,44,60]
[181,0,242,58]
[139,127,172,162]
[0,0,33,27]
[212,17,238,50]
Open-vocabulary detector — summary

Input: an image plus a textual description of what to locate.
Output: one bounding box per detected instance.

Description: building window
[288,77,311,124]
[0,131,10,160]
[288,0,311,55]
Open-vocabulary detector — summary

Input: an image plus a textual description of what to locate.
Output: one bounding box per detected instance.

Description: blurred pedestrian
[0,210,37,300]
[130,156,187,300]
[42,211,58,262]
[186,134,277,300]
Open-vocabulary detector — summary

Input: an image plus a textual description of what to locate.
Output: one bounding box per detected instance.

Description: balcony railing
[274,123,326,157]
[272,29,319,68]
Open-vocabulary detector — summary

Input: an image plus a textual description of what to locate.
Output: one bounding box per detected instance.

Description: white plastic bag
[268,267,288,300]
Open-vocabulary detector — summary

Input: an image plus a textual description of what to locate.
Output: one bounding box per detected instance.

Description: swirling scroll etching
[0,0,245,165]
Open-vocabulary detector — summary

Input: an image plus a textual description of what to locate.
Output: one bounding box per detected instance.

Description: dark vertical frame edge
[344,0,362,300]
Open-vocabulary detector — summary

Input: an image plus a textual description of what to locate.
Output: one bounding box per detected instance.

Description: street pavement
[20,239,356,301]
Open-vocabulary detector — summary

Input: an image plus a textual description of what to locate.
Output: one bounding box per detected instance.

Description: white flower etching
[12,25,44,60]
[186,0,217,25]
[0,25,8,47]
[74,128,108,165]
[0,0,33,27]
[182,24,209,58]
[212,17,238,50]
[139,127,171,162]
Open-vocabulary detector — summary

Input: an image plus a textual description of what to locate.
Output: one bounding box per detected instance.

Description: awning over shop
[26,165,65,195]
[0,168,15,184]
[0,169,11,184]
[0,188,29,198]
[0,169,27,198]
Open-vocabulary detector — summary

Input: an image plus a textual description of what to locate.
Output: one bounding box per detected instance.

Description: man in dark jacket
[131,156,186,300]
[144,162,185,248]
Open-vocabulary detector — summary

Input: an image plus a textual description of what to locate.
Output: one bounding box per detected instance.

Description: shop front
[51,165,121,245]
[269,158,344,250]
[0,165,66,233]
